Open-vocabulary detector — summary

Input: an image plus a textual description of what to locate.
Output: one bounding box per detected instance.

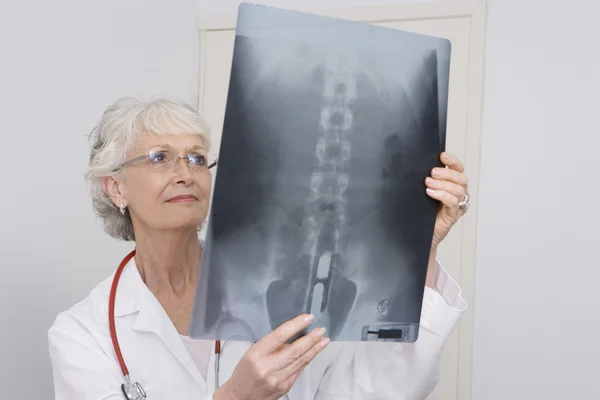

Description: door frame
[197,2,487,399]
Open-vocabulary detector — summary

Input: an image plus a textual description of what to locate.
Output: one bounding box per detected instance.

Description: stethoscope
[109,250,225,399]
[109,158,223,399]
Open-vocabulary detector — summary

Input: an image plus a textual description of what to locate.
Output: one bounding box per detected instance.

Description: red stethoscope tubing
[109,250,222,380]
[109,249,136,377]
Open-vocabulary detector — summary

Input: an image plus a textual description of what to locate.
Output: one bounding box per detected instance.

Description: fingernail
[304,314,315,322]
[432,168,440,177]
[320,338,331,347]
[425,177,434,184]
[426,188,435,195]
[317,327,326,337]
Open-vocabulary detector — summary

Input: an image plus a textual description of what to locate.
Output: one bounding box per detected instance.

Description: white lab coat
[48,257,466,400]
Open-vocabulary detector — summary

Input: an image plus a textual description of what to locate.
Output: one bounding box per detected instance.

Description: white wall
[473,0,600,399]
[198,0,453,16]
[0,0,199,398]
[195,1,600,400]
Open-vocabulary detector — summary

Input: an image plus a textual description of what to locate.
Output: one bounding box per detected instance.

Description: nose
[172,157,193,184]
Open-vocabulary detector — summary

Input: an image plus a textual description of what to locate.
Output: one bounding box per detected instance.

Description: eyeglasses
[114,150,218,172]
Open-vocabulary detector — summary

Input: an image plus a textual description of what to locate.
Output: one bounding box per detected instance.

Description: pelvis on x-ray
[189,4,451,343]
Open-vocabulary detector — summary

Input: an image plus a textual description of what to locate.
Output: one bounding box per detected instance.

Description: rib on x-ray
[190,3,451,343]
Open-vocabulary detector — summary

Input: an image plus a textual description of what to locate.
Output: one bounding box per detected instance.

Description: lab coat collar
[113,258,143,318]
[113,256,208,393]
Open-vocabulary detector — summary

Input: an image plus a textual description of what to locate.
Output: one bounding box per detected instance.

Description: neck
[133,228,201,296]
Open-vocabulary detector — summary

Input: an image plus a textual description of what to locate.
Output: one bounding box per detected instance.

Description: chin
[162,216,205,232]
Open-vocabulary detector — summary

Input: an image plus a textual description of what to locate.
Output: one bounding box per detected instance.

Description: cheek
[127,174,166,209]
[198,173,213,200]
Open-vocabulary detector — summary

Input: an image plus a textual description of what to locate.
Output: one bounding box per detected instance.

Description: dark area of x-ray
[190,3,451,343]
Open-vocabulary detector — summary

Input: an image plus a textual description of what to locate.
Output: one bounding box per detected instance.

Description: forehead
[135,132,207,152]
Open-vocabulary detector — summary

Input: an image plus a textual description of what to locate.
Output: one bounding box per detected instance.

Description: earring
[120,204,126,215]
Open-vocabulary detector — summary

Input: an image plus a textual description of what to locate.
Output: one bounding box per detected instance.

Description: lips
[167,194,198,203]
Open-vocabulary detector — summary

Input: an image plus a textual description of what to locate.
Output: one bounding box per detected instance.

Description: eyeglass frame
[112,150,218,173]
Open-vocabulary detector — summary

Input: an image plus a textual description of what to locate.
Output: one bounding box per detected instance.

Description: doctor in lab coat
[48,97,469,400]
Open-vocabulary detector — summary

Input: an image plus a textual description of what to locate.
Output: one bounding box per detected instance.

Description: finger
[253,314,315,355]
[431,166,468,187]
[280,362,312,396]
[440,152,464,173]
[273,327,327,371]
[425,178,466,200]
[268,366,305,400]
[280,330,330,379]
[426,187,460,209]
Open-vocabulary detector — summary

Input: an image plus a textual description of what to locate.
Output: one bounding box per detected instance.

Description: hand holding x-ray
[215,314,330,400]
[426,152,471,250]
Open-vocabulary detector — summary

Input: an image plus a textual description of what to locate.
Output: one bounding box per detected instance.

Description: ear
[102,175,127,208]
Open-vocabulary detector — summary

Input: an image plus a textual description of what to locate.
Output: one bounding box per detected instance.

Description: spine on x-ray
[300,54,357,313]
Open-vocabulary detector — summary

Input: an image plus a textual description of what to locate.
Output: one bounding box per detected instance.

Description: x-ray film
[190,3,451,343]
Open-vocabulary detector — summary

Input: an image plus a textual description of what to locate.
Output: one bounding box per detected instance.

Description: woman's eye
[149,152,168,163]
[190,154,206,165]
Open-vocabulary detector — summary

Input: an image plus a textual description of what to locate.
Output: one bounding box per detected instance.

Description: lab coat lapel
[117,260,208,393]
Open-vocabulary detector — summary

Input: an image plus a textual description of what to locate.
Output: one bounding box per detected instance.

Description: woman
[48,97,468,400]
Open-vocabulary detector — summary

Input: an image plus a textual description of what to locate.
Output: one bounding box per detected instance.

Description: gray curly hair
[85,97,211,241]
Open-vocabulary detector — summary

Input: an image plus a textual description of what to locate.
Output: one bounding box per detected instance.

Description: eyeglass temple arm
[112,154,149,172]
[208,158,218,170]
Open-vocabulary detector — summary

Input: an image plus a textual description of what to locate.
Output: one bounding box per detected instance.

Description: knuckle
[288,355,305,373]
[276,380,289,393]
[296,351,310,366]
[265,375,279,390]
[246,350,259,365]
[451,195,460,207]
[257,367,271,382]
[440,191,450,202]
[441,192,452,205]
[275,329,287,344]
[442,180,453,192]
[312,342,324,357]
[289,348,302,362]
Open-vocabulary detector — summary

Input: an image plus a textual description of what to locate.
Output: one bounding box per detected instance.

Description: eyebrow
[149,143,207,152]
